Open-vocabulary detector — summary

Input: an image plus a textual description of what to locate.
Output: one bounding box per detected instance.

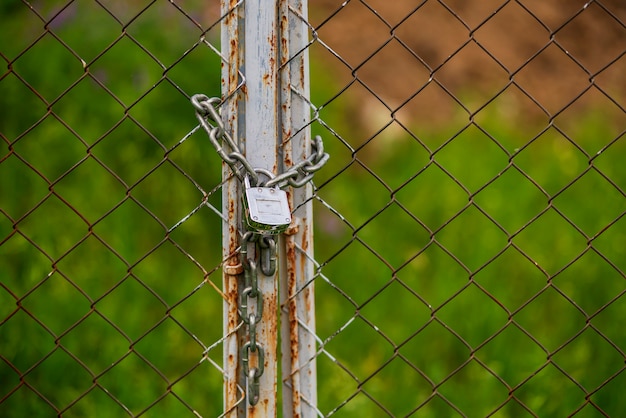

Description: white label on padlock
[246,187,291,226]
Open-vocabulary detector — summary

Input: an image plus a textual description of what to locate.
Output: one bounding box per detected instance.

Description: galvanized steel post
[222,0,280,416]
[278,0,318,417]
[221,0,245,416]
[221,0,316,416]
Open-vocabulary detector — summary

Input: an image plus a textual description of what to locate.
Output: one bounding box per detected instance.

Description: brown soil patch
[309,0,626,127]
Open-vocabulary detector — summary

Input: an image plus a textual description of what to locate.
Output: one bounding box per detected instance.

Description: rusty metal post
[242,1,280,416]
[222,0,280,416]
[221,1,245,417]
[221,0,317,416]
[278,0,318,416]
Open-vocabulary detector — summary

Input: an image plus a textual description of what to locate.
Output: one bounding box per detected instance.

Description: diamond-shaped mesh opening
[552,327,624,392]
[473,246,546,312]
[0,154,49,220]
[52,158,127,223]
[439,358,510,416]
[323,315,394,382]
[11,115,86,183]
[473,166,547,234]
[92,198,165,264]
[475,323,546,388]
[514,362,588,416]
[398,320,470,385]
[589,367,626,417]
[473,1,549,72]
[96,351,170,414]
[396,242,469,310]
[360,355,432,417]
[395,1,469,71]
[514,286,587,353]
[49,2,122,64]
[61,387,130,418]
[89,35,164,106]
[554,168,625,236]
[23,347,94,411]
[436,204,508,272]
[359,279,431,345]
[16,195,87,261]
[90,117,165,187]
[51,76,124,142]
[554,2,626,75]
[0,72,49,140]
[59,312,129,375]
[55,235,127,299]
[435,282,509,349]
[514,42,592,115]
[20,271,91,336]
[513,207,588,275]
[513,126,590,196]
[434,123,509,192]
[356,38,431,110]
[10,33,85,102]
[357,202,431,269]
[1,309,56,372]
[394,163,467,231]
[0,385,58,417]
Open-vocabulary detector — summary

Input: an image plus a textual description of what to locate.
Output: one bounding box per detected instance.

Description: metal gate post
[278,0,318,416]
[222,0,280,416]
[221,0,245,416]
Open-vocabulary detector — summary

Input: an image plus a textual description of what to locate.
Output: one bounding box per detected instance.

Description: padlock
[243,176,291,234]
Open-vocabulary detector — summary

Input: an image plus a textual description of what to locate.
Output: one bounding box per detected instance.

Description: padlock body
[243,186,291,234]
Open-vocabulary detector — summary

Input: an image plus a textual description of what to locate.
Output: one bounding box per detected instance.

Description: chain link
[191,94,328,188]
[239,232,277,405]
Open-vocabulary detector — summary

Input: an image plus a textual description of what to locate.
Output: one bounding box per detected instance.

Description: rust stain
[280,14,289,65]
[285,234,303,414]
[285,152,293,167]
[301,222,309,252]
[282,128,292,142]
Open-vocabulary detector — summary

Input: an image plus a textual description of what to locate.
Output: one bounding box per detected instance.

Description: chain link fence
[1,0,625,417]
[308,0,625,416]
[1,1,228,416]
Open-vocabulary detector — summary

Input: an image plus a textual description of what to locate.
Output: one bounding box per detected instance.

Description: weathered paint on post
[278,0,318,416]
[221,1,245,417]
[242,1,280,417]
[222,0,315,415]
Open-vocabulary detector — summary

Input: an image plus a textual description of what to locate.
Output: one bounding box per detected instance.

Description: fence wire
[1,0,625,417]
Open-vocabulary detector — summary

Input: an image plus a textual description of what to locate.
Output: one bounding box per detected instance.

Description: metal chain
[239,232,265,405]
[191,93,324,405]
[191,94,329,188]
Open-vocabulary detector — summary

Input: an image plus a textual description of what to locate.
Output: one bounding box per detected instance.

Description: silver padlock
[243,176,291,234]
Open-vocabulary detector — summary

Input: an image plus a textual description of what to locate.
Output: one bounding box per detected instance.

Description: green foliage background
[1,1,625,417]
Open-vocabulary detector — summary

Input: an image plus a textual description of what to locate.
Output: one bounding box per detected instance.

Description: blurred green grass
[310,55,626,416]
[1,1,625,417]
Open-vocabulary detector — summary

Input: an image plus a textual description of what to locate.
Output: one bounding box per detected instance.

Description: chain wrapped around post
[191,94,328,406]
[191,94,328,188]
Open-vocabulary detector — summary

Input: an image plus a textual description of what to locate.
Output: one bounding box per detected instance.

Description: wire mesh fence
[1,1,229,416]
[308,0,625,416]
[1,0,625,417]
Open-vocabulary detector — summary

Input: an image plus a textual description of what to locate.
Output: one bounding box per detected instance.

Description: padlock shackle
[248,168,275,187]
